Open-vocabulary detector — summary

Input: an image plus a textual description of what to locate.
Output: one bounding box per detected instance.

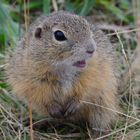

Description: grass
[0,0,140,139]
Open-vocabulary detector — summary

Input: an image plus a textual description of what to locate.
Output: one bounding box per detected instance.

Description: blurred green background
[0,0,134,51]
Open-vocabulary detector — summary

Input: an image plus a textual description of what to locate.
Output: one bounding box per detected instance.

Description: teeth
[73,60,86,68]
[78,60,85,64]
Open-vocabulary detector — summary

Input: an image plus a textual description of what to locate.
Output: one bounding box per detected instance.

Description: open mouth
[73,60,86,68]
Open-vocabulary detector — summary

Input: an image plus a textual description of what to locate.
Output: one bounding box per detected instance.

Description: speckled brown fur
[5,11,118,130]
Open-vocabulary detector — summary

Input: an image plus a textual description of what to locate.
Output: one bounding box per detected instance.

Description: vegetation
[0,0,140,139]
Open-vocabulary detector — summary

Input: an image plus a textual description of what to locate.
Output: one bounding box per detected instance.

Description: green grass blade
[43,0,50,14]
[79,0,95,16]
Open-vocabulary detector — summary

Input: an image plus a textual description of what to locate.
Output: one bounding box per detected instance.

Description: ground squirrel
[6,11,118,130]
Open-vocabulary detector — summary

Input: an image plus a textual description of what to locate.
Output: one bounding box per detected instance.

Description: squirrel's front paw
[64,98,80,117]
[48,102,63,118]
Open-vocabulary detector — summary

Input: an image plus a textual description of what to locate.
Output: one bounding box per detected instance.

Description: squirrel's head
[28,11,96,71]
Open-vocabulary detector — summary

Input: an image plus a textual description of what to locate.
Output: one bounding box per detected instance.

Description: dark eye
[54,30,67,41]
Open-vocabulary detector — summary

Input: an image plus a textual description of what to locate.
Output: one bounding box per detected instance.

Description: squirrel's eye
[54,30,67,41]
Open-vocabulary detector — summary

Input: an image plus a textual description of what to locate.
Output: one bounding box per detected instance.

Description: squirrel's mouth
[73,60,86,68]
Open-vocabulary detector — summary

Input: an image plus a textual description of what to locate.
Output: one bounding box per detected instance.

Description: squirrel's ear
[34,27,42,38]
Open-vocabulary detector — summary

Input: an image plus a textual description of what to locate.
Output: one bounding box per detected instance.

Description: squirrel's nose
[86,43,96,55]
[86,50,95,54]
[86,39,96,55]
